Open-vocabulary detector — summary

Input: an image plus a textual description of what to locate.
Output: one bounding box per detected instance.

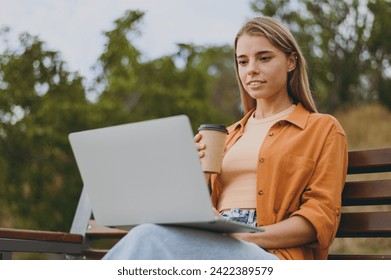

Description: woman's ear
[287,52,297,72]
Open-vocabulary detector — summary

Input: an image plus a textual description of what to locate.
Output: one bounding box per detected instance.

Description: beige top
[217,105,296,212]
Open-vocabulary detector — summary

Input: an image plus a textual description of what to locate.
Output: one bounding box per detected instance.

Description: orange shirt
[210,103,348,260]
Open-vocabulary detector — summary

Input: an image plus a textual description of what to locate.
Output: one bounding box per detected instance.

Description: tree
[0,10,238,232]
[0,30,92,230]
[367,0,391,109]
[94,10,231,130]
[180,44,242,122]
[250,0,391,111]
[0,9,244,232]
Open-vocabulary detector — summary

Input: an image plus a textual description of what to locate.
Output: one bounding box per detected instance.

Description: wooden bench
[328,147,391,260]
[0,228,84,259]
[0,186,126,259]
[1,147,390,260]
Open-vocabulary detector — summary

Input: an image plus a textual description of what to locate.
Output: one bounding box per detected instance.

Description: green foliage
[367,0,391,109]
[250,0,391,112]
[0,31,92,230]
[0,10,239,231]
[93,11,237,130]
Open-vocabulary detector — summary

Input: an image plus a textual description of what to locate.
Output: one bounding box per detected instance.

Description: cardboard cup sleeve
[198,124,228,174]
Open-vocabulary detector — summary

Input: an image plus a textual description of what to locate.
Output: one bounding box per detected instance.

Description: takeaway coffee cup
[197,124,228,174]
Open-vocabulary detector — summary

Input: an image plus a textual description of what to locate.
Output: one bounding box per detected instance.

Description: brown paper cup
[198,124,228,174]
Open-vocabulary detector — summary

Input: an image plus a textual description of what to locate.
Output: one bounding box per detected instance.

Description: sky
[0,0,256,82]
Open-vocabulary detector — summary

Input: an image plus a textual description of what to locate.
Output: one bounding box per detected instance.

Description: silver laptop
[68,115,263,233]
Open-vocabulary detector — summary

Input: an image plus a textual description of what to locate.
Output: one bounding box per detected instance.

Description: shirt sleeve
[291,120,348,249]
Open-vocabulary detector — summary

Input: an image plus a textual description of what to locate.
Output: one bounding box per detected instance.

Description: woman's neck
[253,95,293,119]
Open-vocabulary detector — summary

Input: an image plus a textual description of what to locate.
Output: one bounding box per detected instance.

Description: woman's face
[236,34,295,102]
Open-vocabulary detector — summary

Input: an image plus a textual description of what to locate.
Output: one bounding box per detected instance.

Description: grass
[334,103,391,150]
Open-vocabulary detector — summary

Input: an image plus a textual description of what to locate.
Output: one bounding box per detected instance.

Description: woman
[103,16,348,260]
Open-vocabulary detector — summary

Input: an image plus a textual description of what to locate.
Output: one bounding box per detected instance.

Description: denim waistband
[220,208,257,227]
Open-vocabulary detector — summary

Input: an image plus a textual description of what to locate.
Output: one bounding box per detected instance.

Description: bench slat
[328,254,391,260]
[86,220,127,239]
[348,147,391,174]
[337,212,391,237]
[0,228,83,243]
[0,228,84,257]
[83,249,108,260]
[342,180,391,206]
[0,238,83,255]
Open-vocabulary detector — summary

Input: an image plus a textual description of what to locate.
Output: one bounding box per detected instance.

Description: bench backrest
[329,147,391,260]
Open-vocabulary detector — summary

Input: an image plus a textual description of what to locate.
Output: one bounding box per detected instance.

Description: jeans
[221,208,257,227]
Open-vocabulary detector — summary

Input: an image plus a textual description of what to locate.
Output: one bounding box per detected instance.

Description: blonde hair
[234,16,317,113]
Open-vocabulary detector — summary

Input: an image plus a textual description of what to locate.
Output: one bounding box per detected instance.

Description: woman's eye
[260,56,271,61]
[237,60,248,66]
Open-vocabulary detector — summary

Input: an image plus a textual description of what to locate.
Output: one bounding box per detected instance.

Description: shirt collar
[229,109,253,134]
[284,103,310,130]
[229,102,310,133]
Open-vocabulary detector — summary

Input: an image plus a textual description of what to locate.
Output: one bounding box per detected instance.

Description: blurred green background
[1,0,390,258]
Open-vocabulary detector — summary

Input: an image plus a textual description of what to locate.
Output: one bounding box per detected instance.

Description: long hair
[234,16,317,113]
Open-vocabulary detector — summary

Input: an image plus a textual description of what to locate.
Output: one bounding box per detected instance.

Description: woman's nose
[247,61,260,75]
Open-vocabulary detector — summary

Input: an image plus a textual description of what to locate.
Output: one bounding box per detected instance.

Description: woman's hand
[230,232,257,243]
[194,133,211,184]
[212,207,221,217]
[194,133,206,158]
[229,216,317,249]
